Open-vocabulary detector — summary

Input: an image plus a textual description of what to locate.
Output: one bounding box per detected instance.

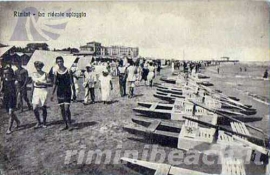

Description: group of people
[0,56,161,134]
[82,58,159,104]
[0,56,77,134]
[82,63,113,104]
[171,60,202,74]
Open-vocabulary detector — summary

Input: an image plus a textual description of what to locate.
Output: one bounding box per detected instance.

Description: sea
[203,61,269,135]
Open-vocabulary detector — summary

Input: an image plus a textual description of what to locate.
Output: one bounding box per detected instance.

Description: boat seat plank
[217,131,234,144]
[238,123,248,136]
[155,130,179,139]
[150,103,159,111]
[184,116,199,128]
[230,122,250,140]
[198,128,215,142]
[154,164,171,175]
[221,158,246,175]
[147,120,161,132]
[240,123,250,136]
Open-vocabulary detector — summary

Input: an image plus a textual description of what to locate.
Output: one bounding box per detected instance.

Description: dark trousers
[85,87,95,103]
[119,78,126,97]
[89,88,95,102]
[17,85,31,110]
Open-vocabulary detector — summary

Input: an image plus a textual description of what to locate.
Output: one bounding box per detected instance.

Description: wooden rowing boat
[123,115,269,165]
[134,100,261,123]
[154,85,257,115]
[157,87,183,95]
[121,157,259,175]
[157,84,241,102]
[133,101,220,122]
[154,92,184,103]
[121,157,219,175]
[160,77,177,84]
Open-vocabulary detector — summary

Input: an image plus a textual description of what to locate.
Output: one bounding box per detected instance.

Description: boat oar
[188,99,267,137]
[199,84,251,109]
[182,116,265,145]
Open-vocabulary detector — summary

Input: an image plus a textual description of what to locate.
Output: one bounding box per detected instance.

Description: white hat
[102,68,109,73]
[86,63,91,68]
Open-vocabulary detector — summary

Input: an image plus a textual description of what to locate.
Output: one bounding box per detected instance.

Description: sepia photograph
[0,0,269,175]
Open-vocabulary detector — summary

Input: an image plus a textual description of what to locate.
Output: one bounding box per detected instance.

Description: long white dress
[171,62,175,73]
[147,65,155,81]
[99,74,112,101]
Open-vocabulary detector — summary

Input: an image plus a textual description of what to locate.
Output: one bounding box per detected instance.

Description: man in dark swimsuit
[51,56,76,131]
[2,67,21,134]
[15,61,32,112]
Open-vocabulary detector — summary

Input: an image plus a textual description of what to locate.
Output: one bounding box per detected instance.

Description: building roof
[80,45,92,48]
[27,43,48,47]
[87,41,101,44]
[74,50,95,55]
[53,50,71,55]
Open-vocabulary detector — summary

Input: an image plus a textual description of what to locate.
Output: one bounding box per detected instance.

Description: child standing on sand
[83,64,97,104]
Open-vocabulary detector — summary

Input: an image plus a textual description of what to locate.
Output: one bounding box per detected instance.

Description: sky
[0,0,269,61]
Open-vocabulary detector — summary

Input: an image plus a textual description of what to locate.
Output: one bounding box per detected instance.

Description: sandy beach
[0,63,269,175]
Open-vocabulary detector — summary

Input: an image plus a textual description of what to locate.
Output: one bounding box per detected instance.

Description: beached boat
[150,91,258,120]
[133,101,259,123]
[123,113,269,165]
[133,100,216,119]
[121,157,254,175]
[160,77,177,84]
[160,77,214,87]
[199,84,253,109]
[154,91,185,103]
[155,88,246,111]
[156,87,183,95]
[124,117,181,146]
[121,157,218,175]
[155,84,255,113]
[157,84,241,101]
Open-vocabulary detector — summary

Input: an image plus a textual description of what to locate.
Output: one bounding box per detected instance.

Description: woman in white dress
[171,61,175,74]
[99,69,113,104]
[31,61,51,128]
[147,62,156,87]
